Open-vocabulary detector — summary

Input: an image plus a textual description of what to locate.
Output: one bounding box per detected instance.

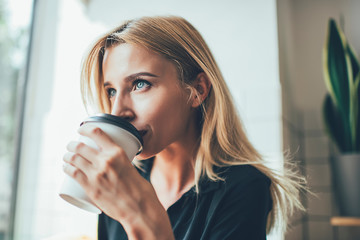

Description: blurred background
[0,0,359,239]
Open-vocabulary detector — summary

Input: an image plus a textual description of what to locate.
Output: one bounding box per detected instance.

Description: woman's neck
[150,134,199,209]
[153,149,195,188]
[150,108,201,209]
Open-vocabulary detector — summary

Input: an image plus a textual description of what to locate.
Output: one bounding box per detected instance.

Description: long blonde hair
[80,16,305,233]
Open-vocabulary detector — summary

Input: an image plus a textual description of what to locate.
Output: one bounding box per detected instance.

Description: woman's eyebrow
[103,72,159,87]
[124,72,159,82]
[104,82,112,87]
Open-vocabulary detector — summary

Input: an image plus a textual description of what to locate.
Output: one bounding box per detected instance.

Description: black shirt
[98,158,272,240]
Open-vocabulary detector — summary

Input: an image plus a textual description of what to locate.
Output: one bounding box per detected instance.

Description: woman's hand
[63,124,174,240]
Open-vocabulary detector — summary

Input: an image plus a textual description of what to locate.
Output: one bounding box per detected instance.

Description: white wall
[14,0,283,239]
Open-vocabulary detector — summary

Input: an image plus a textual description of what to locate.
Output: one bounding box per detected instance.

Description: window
[0,0,34,239]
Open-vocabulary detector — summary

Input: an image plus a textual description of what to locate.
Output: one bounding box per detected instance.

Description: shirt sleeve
[207,178,272,240]
[98,213,129,240]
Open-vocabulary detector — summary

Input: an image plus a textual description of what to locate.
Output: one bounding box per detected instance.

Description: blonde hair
[80,16,305,233]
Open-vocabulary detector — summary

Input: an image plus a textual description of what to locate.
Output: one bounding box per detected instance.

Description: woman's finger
[63,151,93,172]
[77,123,116,150]
[63,162,88,186]
[66,140,99,163]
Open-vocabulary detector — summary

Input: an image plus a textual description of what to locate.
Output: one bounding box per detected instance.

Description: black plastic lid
[80,113,143,146]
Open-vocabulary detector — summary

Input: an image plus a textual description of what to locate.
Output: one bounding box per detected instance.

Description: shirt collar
[137,158,222,194]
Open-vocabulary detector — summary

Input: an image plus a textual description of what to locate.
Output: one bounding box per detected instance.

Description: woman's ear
[191,72,212,108]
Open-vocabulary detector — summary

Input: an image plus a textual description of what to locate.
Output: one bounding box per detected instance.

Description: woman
[63,16,305,239]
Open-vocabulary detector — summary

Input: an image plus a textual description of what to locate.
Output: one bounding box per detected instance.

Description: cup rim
[81,113,144,148]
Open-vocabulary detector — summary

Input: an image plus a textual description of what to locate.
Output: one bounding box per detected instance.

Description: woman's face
[102,43,196,159]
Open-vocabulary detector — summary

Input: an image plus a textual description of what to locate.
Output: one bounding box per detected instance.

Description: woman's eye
[134,80,150,91]
[106,88,117,98]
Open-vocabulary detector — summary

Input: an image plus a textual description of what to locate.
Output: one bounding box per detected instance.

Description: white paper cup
[59,114,143,214]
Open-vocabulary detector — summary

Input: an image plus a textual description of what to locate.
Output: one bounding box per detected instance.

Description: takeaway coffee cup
[59,113,143,214]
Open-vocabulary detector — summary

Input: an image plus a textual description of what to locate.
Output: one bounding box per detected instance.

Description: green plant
[323,18,360,153]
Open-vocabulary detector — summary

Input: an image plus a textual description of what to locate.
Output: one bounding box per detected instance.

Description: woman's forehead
[102,44,177,81]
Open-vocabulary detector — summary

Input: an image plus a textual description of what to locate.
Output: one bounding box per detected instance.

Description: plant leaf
[345,33,360,150]
[355,72,360,151]
[347,44,360,80]
[323,94,351,152]
[323,19,350,121]
[346,45,357,150]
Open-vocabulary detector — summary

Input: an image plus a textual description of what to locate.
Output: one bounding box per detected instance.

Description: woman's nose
[111,95,135,122]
